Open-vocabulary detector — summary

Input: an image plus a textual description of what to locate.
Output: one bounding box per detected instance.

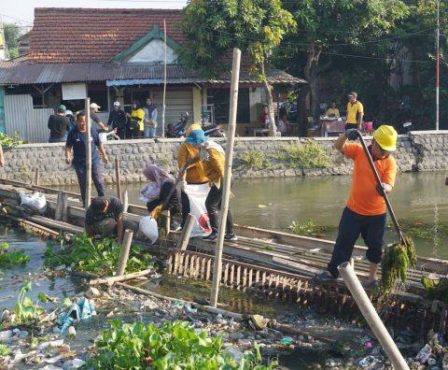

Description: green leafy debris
[88,320,277,370]
[44,233,155,276]
[422,276,448,303]
[288,219,328,238]
[0,242,30,269]
[381,236,417,294]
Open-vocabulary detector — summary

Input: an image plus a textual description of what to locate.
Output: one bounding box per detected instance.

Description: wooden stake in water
[117,229,134,276]
[210,48,241,307]
[85,98,92,209]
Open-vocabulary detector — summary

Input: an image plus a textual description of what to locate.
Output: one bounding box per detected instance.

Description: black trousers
[146,182,179,217]
[205,184,234,235]
[327,207,386,278]
[74,161,105,206]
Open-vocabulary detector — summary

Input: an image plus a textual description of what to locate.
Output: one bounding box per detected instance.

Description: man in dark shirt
[84,102,108,132]
[65,111,109,206]
[85,196,124,242]
[107,101,127,139]
[48,105,70,143]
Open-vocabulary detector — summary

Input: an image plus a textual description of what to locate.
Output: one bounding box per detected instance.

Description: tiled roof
[28,8,185,63]
[0,60,306,85]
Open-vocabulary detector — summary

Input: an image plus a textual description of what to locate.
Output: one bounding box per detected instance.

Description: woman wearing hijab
[140,165,179,222]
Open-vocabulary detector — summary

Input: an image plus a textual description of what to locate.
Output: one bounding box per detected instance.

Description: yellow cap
[373,125,398,152]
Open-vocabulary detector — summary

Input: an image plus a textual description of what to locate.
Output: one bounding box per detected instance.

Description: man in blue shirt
[65,111,109,207]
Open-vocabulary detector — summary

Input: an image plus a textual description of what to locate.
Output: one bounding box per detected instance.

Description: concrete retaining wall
[1,131,447,186]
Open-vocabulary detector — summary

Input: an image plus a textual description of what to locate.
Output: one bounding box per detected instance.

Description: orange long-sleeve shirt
[177,143,208,184]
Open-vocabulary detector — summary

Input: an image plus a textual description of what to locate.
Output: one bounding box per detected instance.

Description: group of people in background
[47,98,159,143]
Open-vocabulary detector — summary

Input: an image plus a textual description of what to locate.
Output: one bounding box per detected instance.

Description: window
[207,88,250,124]
[87,83,108,111]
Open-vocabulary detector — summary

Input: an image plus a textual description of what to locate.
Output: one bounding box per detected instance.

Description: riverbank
[1,131,447,186]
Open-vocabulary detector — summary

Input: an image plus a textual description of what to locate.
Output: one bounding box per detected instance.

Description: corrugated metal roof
[0,61,306,86]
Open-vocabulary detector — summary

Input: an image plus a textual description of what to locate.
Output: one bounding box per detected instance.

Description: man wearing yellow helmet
[314,125,398,288]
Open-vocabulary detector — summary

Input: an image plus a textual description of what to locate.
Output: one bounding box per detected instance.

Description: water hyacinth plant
[44,233,155,276]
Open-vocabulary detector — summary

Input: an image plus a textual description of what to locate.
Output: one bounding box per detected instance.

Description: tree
[4,24,21,59]
[181,0,296,135]
[282,0,409,124]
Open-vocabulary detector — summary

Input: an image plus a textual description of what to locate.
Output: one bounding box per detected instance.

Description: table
[320,117,346,137]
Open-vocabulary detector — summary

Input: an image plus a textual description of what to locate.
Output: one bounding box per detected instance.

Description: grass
[0,132,23,150]
[44,233,155,276]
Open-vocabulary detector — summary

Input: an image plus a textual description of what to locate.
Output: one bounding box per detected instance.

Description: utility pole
[435,0,440,131]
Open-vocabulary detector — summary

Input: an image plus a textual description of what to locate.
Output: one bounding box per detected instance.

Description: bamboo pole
[54,192,68,222]
[85,98,92,209]
[179,214,194,251]
[115,158,122,201]
[162,19,167,137]
[89,268,153,286]
[210,48,241,307]
[338,262,409,370]
[116,229,134,276]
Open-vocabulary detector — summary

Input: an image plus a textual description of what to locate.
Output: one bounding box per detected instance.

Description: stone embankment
[0,131,447,186]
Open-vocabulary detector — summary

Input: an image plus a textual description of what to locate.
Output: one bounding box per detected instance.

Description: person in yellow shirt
[177,129,209,227]
[345,92,363,130]
[127,101,145,139]
[199,137,237,241]
[325,102,340,118]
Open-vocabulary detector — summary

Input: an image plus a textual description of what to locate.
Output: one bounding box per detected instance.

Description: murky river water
[91,171,448,258]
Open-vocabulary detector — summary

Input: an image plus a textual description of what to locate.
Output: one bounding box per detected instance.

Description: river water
[92,171,448,259]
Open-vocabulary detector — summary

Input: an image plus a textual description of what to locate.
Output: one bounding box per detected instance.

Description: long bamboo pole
[210,48,241,307]
[162,19,167,138]
[338,262,409,370]
[85,98,92,209]
[116,229,134,276]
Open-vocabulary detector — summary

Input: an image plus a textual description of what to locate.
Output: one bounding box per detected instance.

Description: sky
[0,0,188,27]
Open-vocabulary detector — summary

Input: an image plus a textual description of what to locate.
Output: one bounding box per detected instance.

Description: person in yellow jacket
[197,131,237,242]
[177,128,209,227]
[127,101,145,139]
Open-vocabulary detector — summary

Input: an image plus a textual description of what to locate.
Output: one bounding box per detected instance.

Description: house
[0,8,305,142]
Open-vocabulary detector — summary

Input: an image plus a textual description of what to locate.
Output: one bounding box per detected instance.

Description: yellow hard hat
[373,125,398,152]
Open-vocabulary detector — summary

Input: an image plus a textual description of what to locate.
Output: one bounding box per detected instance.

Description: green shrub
[12,282,44,325]
[0,132,23,149]
[44,233,155,276]
[88,320,277,370]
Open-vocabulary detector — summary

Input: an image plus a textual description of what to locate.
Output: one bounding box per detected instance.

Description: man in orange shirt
[314,125,398,288]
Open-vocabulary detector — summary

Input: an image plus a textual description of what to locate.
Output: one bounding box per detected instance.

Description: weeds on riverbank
[0,242,30,269]
[44,233,155,276]
[277,142,331,170]
[88,320,277,370]
[239,150,271,171]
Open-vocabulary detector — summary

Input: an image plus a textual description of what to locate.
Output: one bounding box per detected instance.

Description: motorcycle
[201,117,225,138]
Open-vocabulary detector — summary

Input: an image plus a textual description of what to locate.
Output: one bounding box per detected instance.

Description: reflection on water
[60,172,448,258]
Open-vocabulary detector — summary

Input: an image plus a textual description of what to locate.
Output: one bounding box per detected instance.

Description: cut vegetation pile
[44,233,155,276]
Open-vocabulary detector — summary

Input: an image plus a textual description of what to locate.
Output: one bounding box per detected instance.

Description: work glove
[345,129,359,141]
[376,183,386,197]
